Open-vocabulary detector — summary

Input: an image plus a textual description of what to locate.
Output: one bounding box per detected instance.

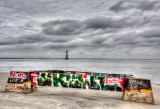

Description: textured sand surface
[0,73,160,109]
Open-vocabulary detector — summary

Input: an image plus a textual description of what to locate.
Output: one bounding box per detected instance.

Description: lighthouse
[66,50,69,59]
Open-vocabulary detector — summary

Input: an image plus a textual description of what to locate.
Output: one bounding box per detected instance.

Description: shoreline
[0,73,160,109]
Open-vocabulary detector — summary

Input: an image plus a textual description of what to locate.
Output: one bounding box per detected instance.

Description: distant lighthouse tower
[66,50,69,59]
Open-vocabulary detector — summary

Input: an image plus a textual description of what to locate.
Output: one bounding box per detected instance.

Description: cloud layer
[0,0,160,58]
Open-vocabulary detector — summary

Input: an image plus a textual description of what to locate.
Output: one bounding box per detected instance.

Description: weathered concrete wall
[5,82,32,94]
[4,70,154,104]
[122,78,154,104]
[4,71,35,94]
[37,71,131,91]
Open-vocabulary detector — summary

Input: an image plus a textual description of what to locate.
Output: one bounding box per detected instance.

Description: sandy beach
[0,73,160,109]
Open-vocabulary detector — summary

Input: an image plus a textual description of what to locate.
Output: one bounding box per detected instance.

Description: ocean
[0,59,160,85]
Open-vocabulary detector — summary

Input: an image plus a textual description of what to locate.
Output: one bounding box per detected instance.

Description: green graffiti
[37,72,125,91]
[37,73,52,86]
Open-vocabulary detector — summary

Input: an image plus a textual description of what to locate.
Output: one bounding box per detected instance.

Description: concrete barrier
[122,78,154,104]
[4,71,37,94]
[36,70,132,91]
[4,70,154,104]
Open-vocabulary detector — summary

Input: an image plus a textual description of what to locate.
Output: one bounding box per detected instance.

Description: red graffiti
[10,72,27,79]
[17,86,25,89]
[8,84,16,89]
[7,84,25,91]
[83,75,87,78]
[106,77,123,84]
[30,73,39,85]
[106,77,126,91]
[31,73,39,77]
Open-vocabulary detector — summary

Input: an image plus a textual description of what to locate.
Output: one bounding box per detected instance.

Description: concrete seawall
[4,70,154,104]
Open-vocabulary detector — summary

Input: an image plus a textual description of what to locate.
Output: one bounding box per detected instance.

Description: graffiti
[30,73,39,85]
[5,71,132,93]
[37,72,128,91]
[8,72,30,84]
[5,82,31,93]
[105,77,126,91]
[106,77,122,84]
[7,84,25,90]
[37,72,53,86]
[123,78,154,104]
[5,71,32,93]
[131,81,146,87]
[127,79,151,90]
[4,70,154,104]
[8,78,23,83]
[130,81,147,90]
[8,72,30,83]
[10,72,27,79]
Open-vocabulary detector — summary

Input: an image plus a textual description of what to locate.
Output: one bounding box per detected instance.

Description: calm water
[0,59,160,84]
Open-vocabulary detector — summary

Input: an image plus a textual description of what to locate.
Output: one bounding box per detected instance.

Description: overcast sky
[0,0,160,59]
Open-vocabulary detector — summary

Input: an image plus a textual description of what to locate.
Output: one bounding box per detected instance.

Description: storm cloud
[0,0,160,58]
[110,0,160,12]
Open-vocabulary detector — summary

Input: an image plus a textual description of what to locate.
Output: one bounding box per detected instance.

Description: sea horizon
[0,58,160,60]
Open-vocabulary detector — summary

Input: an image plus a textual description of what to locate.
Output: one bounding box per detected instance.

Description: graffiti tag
[10,72,27,79]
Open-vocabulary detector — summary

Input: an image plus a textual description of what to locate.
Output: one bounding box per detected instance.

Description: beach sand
[0,73,160,109]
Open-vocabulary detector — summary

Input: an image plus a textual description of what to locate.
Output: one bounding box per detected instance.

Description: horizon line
[0,58,159,60]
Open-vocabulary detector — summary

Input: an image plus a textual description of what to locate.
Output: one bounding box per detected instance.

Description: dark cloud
[109,0,160,12]
[42,16,142,36]
[42,20,84,35]
[1,16,160,51]
[0,33,70,46]
[109,1,124,12]
[0,0,160,58]
[0,34,45,45]
[139,1,158,11]
[140,28,160,38]
[85,17,125,29]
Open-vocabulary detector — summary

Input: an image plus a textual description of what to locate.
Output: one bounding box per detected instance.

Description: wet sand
[0,73,160,109]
